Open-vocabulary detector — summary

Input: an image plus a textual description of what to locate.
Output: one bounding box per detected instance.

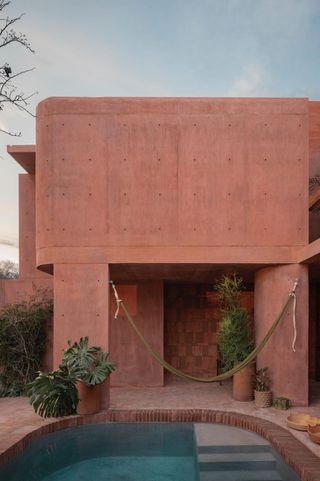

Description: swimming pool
[0,423,301,481]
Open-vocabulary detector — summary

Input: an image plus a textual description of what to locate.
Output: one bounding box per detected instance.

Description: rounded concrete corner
[36,97,69,117]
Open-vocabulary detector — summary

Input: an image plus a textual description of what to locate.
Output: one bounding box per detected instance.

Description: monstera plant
[27,366,78,418]
[62,337,115,415]
[28,337,115,417]
[62,337,115,385]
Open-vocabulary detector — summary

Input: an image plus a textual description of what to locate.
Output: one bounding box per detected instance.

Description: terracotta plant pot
[233,362,255,401]
[254,390,272,408]
[76,381,102,415]
[308,424,320,445]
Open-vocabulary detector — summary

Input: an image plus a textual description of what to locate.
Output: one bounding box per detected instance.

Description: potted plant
[62,337,115,415]
[27,337,115,418]
[253,368,272,407]
[216,274,255,401]
[27,366,78,418]
[273,396,291,410]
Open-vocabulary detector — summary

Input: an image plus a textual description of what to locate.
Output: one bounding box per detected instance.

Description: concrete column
[255,264,309,406]
[54,263,110,408]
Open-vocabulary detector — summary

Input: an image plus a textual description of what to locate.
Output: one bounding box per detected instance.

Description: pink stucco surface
[255,264,309,406]
[110,282,164,387]
[35,97,308,270]
[53,264,110,366]
[3,97,320,404]
[309,101,320,178]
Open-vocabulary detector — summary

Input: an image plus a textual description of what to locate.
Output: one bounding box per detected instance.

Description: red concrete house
[1,97,320,407]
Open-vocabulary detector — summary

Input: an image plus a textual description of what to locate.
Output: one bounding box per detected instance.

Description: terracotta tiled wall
[164,283,254,378]
[164,284,218,377]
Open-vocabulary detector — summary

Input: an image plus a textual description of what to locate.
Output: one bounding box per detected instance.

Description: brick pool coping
[1,409,320,481]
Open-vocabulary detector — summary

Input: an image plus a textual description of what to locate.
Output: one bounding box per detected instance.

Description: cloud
[0,236,18,248]
[0,119,10,133]
[0,245,19,263]
[227,64,269,97]
[29,26,172,97]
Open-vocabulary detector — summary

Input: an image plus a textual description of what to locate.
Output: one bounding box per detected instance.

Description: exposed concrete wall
[110,282,164,387]
[19,174,52,280]
[36,98,308,268]
[309,101,320,178]
[0,278,52,306]
[255,264,309,406]
[309,101,320,242]
[53,263,110,364]
[4,97,315,394]
[54,263,110,406]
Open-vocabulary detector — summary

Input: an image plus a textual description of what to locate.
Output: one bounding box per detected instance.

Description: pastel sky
[1,0,320,263]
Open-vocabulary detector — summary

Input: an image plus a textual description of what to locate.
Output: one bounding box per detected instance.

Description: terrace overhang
[7,145,36,174]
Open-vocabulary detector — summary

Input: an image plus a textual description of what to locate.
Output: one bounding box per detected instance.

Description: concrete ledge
[1,409,320,481]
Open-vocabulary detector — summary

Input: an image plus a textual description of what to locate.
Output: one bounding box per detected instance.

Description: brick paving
[1,380,320,480]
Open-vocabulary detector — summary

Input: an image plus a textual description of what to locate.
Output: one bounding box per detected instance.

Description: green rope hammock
[110,281,297,383]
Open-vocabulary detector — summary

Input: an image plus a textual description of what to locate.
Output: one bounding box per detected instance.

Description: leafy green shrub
[62,337,116,385]
[215,274,243,313]
[27,366,78,418]
[28,337,115,418]
[0,288,53,396]
[215,274,254,372]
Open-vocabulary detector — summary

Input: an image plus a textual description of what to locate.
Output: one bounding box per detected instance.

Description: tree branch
[0,127,21,136]
[0,1,36,136]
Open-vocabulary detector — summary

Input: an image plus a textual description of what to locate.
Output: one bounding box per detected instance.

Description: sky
[0,0,320,264]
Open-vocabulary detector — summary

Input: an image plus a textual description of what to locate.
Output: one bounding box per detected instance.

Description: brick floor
[1,380,320,480]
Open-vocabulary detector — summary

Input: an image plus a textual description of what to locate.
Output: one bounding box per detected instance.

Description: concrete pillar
[54,263,110,408]
[255,264,308,406]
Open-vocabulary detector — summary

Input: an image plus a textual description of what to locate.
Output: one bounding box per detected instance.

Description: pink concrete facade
[2,97,320,406]
[255,264,309,405]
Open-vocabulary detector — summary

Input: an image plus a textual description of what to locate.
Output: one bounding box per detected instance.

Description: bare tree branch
[0,0,36,136]
[0,127,21,136]
[0,1,10,13]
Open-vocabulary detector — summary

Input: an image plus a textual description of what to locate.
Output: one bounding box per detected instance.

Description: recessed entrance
[163,281,254,384]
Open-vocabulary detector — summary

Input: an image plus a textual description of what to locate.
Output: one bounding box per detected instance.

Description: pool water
[0,423,301,481]
[1,423,197,481]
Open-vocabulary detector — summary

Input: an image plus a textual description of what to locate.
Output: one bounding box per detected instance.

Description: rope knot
[110,280,123,319]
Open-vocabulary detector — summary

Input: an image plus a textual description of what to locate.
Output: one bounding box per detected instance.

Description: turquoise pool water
[0,423,301,481]
[0,423,197,481]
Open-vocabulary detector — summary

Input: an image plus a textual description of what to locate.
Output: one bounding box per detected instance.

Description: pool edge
[1,409,320,481]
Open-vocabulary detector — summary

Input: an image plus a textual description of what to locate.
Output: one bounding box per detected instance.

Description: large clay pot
[76,382,102,415]
[233,362,255,401]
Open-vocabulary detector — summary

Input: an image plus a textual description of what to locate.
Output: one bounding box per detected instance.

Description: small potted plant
[273,396,291,410]
[253,367,272,408]
[62,337,115,415]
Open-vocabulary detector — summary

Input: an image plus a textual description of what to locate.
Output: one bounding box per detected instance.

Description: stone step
[198,445,277,473]
[199,459,277,471]
[198,451,276,464]
[198,444,272,454]
[198,468,282,481]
